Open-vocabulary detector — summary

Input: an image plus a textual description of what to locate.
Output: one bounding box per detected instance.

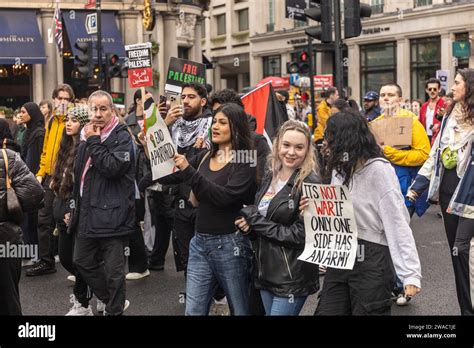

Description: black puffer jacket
[240,169,320,297]
[0,148,44,244]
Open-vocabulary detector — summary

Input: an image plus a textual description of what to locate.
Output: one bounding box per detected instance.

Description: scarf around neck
[80,116,120,196]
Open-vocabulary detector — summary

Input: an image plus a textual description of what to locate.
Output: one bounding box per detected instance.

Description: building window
[410,36,441,100]
[216,14,226,35]
[268,0,275,32]
[454,32,470,71]
[178,46,189,60]
[371,0,384,14]
[201,18,206,39]
[414,0,432,7]
[263,55,281,77]
[360,42,397,103]
[238,9,249,31]
[294,19,306,28]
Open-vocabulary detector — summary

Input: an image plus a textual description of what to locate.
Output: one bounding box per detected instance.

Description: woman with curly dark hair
[409,68,474,315]
[301,110,422,315]
[50,105,97,316]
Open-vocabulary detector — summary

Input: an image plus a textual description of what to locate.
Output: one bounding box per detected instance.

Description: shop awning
[63,11,126,61]
[0,10,47,64]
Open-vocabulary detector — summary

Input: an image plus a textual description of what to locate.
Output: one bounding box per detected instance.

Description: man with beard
[419,78,444,144]
[162,83,212,278]
[363,91,382,121]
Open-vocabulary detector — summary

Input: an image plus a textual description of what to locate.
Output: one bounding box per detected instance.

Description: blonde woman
[235,120,321,315]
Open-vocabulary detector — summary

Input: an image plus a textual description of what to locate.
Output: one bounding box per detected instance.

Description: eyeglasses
[427,88,438,92]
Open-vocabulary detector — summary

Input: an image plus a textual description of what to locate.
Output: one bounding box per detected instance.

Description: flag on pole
[53,0,63,55]
[241,81,289,147]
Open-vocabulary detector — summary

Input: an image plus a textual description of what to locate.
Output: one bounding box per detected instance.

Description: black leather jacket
[240,169,320,297]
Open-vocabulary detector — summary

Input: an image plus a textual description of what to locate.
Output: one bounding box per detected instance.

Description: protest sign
[165,57,206,95]
[298,183,358,270]
[369,117,412,147]
[125,42,153,88]
[144,101,178,180]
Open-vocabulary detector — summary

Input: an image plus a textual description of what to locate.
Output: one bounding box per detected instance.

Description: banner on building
[298,183,359,270]
[125,42,153,88]
[143,100,178,180]
[285,0,307,21]
[369,117,413,147]
[165,57,206,95]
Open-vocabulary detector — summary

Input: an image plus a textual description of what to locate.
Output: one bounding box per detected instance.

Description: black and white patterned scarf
[171,116,211,149]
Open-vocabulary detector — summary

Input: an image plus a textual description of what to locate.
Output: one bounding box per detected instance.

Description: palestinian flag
[241,81,288,147]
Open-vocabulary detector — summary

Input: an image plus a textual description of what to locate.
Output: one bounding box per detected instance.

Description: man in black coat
[70,91,135,316]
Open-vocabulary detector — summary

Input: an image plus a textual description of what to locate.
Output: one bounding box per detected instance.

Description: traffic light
[299,51,310,75]
[304,0,333,43]
[344,0,372,39]
[106,53,121,78]
[287,61,299,74]
[74,42,93,78]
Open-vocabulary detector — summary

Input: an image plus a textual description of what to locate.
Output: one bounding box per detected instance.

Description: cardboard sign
[369,117,413,147]
[125,42,153,88]
[165,57,206,95]
[298,183,359,270]
[143,101,178,180]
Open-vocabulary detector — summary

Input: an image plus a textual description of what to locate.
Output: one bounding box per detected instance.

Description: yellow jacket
[36,114,66,177]
[313,99,331,143]
[373,109,430,167]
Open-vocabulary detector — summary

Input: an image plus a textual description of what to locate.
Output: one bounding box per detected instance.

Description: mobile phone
[168,94,182,109]
[159,95,167,105]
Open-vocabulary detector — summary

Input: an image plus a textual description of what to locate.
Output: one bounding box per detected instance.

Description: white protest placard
[144,102,178,180]
[298,183,358,270]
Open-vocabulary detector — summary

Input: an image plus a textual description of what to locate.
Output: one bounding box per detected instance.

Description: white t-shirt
[258,179,288,217]
[426,107,435,136]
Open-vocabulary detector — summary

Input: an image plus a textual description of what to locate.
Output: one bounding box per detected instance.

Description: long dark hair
[324,110,383,186]
[51,129,79,200]
[449,68,474,125]
[210,103,253,156]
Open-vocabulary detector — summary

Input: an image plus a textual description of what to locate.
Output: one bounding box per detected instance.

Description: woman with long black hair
[409,68,474,315]
[18,102,45,250]
[140,103,256,315]
[49,105,99,315]
[301,110,422,315]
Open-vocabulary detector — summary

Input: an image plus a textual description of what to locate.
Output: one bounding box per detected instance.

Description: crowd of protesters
[1,68,473,317]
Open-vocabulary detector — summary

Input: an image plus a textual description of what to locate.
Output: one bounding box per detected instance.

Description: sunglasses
[427,88,438,92]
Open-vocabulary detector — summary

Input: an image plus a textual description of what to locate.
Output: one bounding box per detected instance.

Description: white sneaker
[126,269,150,280]
[55,255,60,264]
[96,299,106,314]
[67,275,76,282]
[65,295,93,316]
[103,300,130,316]
[396,294,411,306]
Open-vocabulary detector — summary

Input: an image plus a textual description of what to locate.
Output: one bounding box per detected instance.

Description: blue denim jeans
[185,231,253,315]
[260,289,307,316]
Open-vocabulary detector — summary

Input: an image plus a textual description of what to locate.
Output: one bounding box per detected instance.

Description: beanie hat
[67,105,89,128]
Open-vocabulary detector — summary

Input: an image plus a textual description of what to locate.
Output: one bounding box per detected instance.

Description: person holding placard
[302,111,422,315]
[235,120,320,316]
[408,68,474,315]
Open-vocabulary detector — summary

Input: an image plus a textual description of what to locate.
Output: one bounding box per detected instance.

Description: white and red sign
[125,42,153,88]
[314,74,333,89]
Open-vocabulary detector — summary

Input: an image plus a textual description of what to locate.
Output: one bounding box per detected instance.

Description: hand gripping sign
[125,42,153,88]
[298,183,359,270]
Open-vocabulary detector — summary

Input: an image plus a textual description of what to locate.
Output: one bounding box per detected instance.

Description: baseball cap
[364,91,379,101]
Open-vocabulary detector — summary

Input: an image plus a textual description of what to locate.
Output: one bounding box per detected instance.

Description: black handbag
[1,148,24,224]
